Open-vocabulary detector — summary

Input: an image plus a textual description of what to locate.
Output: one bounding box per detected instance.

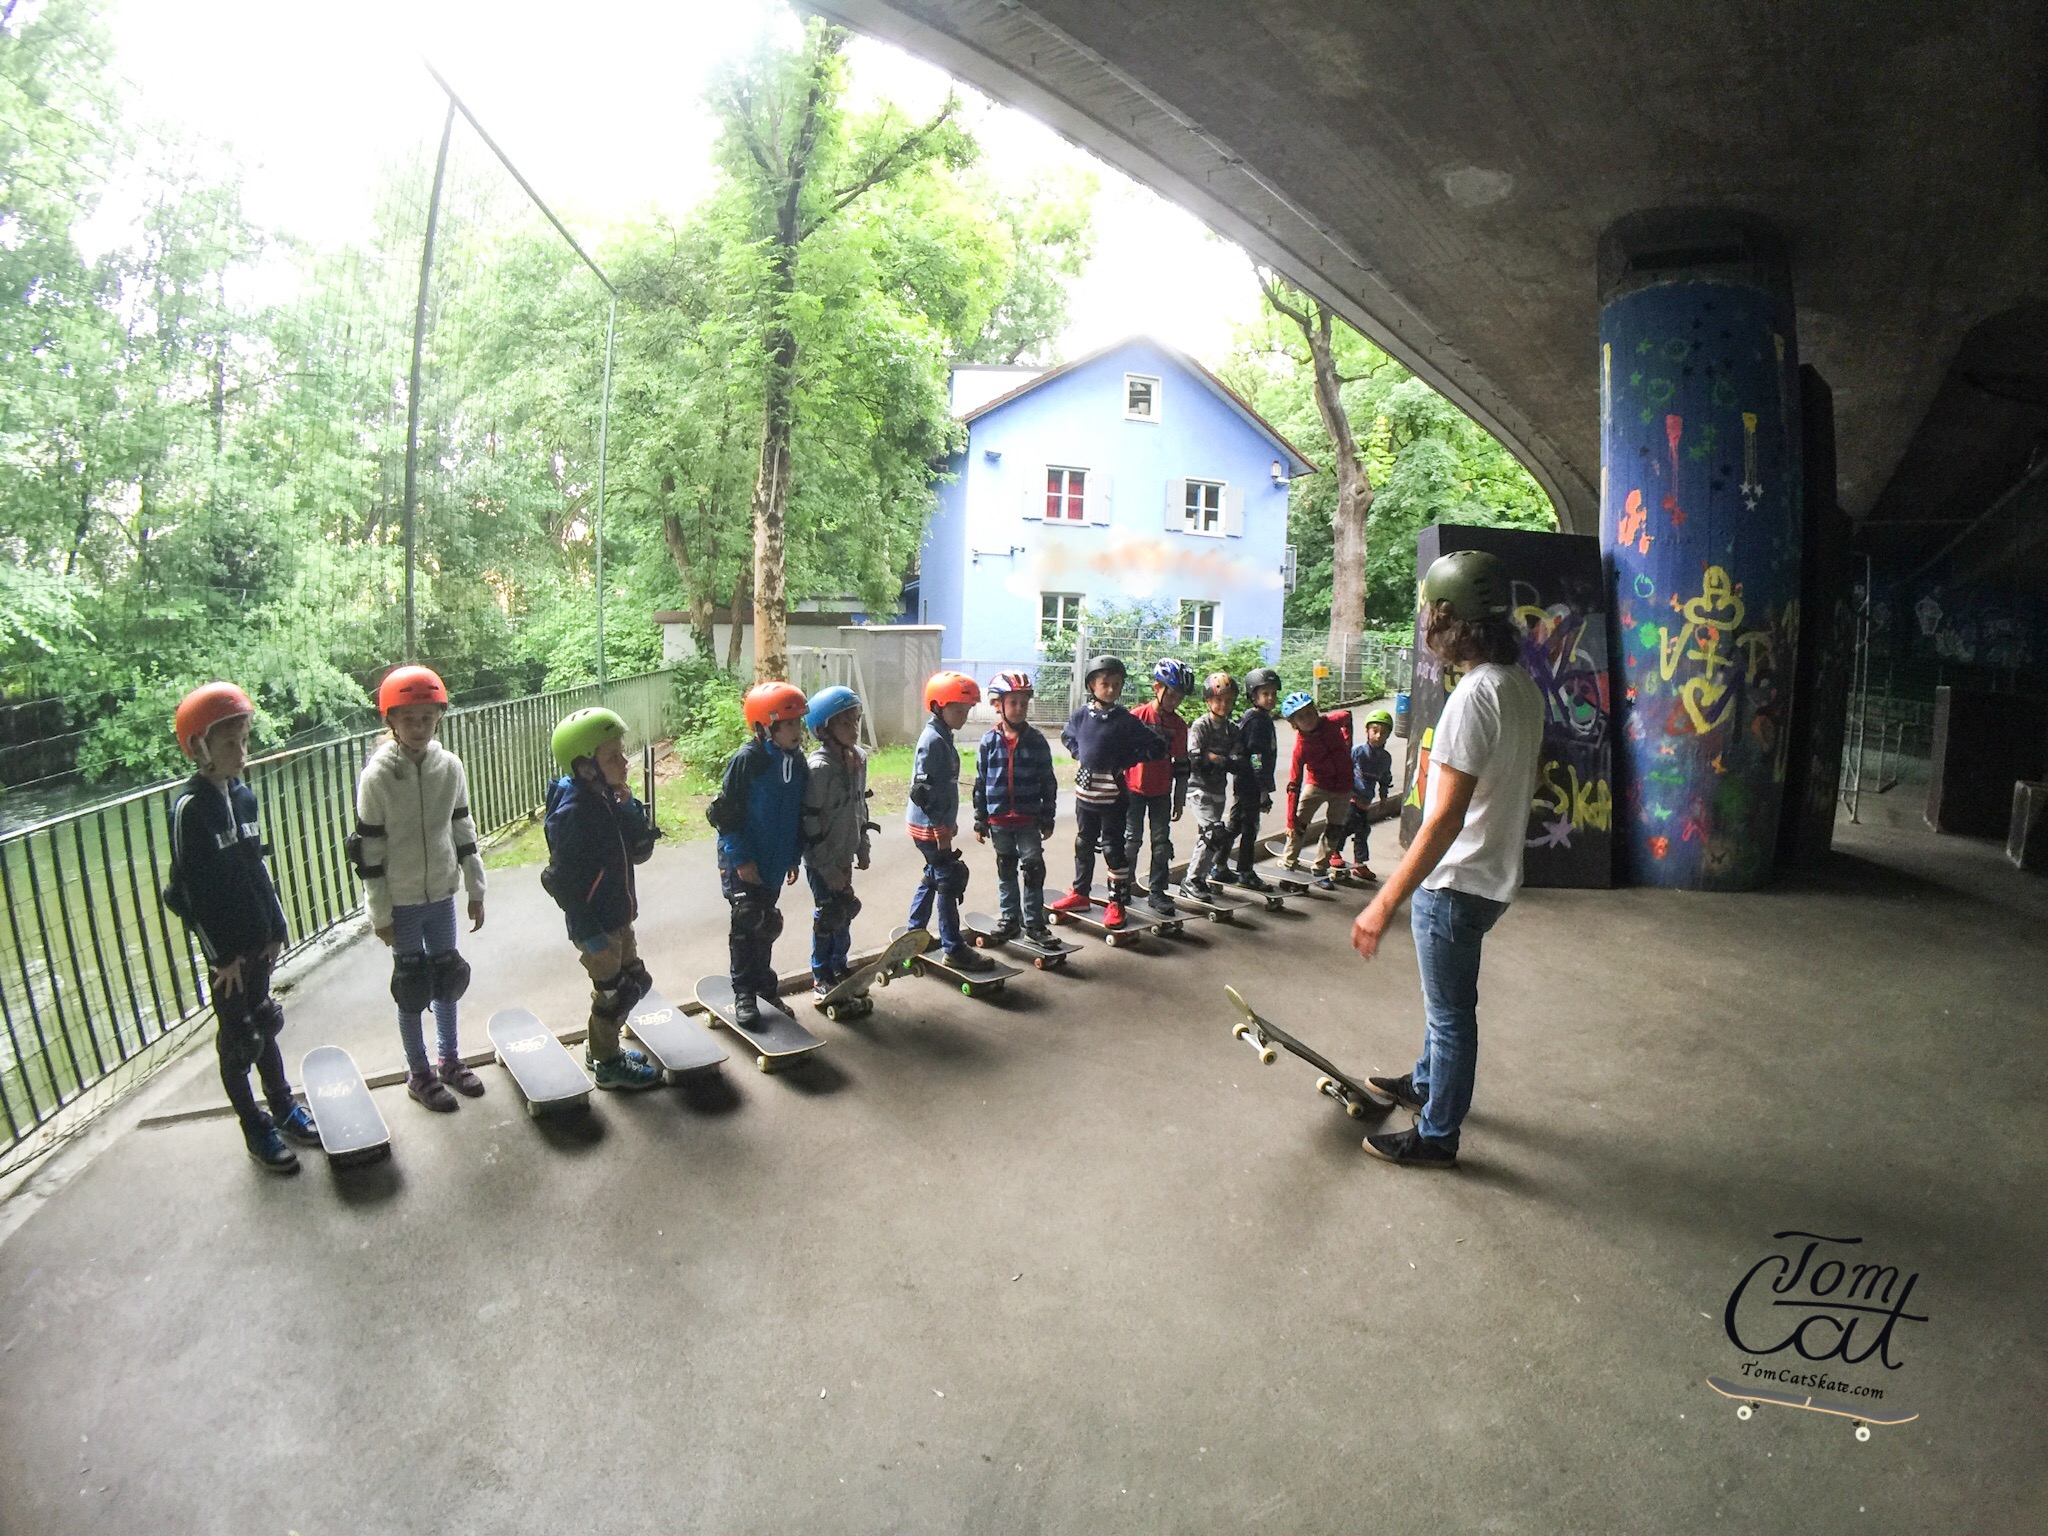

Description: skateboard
[963,911,1080,970]
[624,987,729,1081]
[1706,1375,1918,1442]
[1162,882,1255,923]
[1049,896,1181,947]
[694,975,825,1072]
[1263,833,1373,885]
[1250,859,1320,896]
[812,928,930,1021]
[298,1045,390,1165]
[889,924,1022,997]
[487,1008,594,1117]
[1224,985,1393,1119]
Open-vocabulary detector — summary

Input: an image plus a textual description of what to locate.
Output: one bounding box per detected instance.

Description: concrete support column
[1600,213,1802,890]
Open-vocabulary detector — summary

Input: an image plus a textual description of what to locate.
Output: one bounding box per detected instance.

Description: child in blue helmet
[972,670,1059,944]
[801,684,873,995]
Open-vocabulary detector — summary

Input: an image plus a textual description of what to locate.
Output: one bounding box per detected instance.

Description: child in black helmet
[1052,654,1166,928]
[1226,666,1282,887]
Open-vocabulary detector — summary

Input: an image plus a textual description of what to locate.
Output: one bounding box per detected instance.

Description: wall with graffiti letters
[1601,279,1802,890]
[1400,524,1613,888]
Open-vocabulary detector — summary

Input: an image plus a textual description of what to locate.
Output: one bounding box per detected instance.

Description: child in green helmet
[541,708,663,1091]
[1347,708,1396,881]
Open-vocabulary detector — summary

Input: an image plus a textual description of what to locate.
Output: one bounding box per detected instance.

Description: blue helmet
[1151,657,1196,694]
[804,684,862,734]
[1280,690,1317,720]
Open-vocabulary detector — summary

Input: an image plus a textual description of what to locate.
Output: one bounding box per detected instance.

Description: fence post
[400,99,457,664]
[595,292,617,692]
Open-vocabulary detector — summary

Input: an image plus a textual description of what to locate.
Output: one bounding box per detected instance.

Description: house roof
[957,335,1320,477]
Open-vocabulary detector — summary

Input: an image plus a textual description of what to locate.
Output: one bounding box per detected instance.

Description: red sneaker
[1049,888,1092,914]
[1102,899,1126,928]
[1328,853,1348,872]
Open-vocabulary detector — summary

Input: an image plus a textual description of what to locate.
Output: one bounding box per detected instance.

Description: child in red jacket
[1279,691,1354,889]
[1123,658,1193,917]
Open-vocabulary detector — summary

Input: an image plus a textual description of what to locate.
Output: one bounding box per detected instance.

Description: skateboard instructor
[1351,550,1542,1169]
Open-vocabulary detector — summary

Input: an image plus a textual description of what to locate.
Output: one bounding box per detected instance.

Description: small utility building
[913,337,1315,667]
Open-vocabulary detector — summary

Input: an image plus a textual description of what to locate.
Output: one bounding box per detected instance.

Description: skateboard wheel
[756,1055,775,1073]
[526,1100,543,1119]
[1105,934,1122,947]
[960,982,973,996]
[1346,1099,1367,1120]
[909,959,926,978]
[1854,1425,1870,1442]
[825,1005,841,1022]
[1736,1405,1753,1421]
[1205,911,1222,922]
[1034,957,1048,970]
[1258,1047,1276,1065]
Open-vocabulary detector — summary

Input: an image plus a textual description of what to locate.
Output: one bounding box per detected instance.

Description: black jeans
[212,950,293,1136]
[721,866,784,1001]
[1072,793,1131,895]
[1229,780,1267,876]
[1124,793,1173,893]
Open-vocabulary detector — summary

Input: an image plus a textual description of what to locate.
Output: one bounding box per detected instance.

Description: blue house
[913,337,1316,672]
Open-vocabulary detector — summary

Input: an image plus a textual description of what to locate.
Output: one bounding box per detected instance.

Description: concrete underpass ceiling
[814,0,2048,543]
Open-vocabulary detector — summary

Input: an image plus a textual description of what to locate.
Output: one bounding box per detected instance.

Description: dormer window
[1124,373,1160,422]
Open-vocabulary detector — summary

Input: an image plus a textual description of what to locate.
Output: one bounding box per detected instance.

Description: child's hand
[856,853,870,871]
[212,956,245,995]
[262,940,283,964]
[936,826,955,852]
[784,866,799,887]
[468,899,485,932]
[375,926,394,947]
[736,862,761,885]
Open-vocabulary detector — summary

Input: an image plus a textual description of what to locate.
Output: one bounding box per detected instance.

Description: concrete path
[3,754,2043,1532]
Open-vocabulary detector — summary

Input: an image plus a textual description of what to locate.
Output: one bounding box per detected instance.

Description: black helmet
[1243,666,1281,695]
[1084,654,1127,686]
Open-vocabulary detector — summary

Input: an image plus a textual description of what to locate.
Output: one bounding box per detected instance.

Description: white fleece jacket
[353,738,486,929]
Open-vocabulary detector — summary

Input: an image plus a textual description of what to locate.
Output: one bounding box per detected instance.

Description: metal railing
[0,668,681,1167]
[939,658,1076,728]
[1279,627,1412,702]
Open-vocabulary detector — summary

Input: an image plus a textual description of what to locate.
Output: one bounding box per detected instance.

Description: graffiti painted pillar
[1599,212,1801,890]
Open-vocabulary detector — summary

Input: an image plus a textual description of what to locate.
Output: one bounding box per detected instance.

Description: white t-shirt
[1420,662,1544,904]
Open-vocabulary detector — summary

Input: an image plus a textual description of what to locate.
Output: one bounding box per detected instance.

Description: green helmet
[551,707,628,774]
[1419,549,1512,621]
[1364,709,1394,729]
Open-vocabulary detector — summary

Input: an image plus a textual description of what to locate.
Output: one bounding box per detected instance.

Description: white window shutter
[1088,472,1112,524]
[1023,466,1046,522]
[1165,477,1187,532]
[1222,482,1245,537]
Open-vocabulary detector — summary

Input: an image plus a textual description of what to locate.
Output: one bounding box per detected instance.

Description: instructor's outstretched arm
[1351,764,1476,962]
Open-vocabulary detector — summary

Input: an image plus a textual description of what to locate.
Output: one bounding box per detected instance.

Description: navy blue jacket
[710,736,809,885]
[1351,738,1394,803]
[1060,702,1167,775]
[544,773,658,942]
[906,718,962,834]
[1238,706,1279,795]
[165,773,289,962]
[973,721,1059,826]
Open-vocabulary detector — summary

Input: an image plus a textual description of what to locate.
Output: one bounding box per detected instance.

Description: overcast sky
[93,0,1264,364]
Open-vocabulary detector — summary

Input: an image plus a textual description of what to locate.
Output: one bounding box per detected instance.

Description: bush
[668,659,748,791]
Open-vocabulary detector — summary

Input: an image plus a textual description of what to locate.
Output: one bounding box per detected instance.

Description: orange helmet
[923,671,981,712]
[378,664,448,716]
[743,681,809,734]
[174,682,255,761]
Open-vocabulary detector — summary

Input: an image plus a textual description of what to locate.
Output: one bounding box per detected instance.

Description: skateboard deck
[889,925,1022,996]
[1706,1375,1917,1441]
[813,929,930,1021]
[1163,883,1255,923]
[1224,985,1393,1119]
[624,988,729,1080]
[694,976,825,1072]
[299,1045,390,1164]
[1171,858,1288,911]
[963,911,1080,969]
[487,1008,594,1117]
[1262,833,1377,886]
[1050,897,1181,947]
[1250,859,1321,896]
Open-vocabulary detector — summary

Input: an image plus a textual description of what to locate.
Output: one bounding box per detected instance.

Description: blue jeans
[1124,793,1174,893]
[807,866,854,979]
[988,823,1047,931]
[1410,884,1507,1144]
[391,897,461,1073]
[907,841,963,952]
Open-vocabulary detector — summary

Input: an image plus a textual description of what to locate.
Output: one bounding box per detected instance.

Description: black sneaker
[1023,926,1057,949]
[987,919,1021,945]
[1237,870,1270,892]
[1147,891,1177,917]
[1362,1126,1458,1169]
[944,945,995,972]
[1367,1073,1426,1111]
[733,992,761,1028]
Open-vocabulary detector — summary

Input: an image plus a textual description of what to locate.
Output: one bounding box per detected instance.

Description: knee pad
[757,903,785,944]
[429,949,471,1003]
[1202,819,1233,852]
[590,974,633,1021]
[391,952,435,1013]
[821,888,861,930]
[1020,854,1046,887]
[249,997,286,1042]
[730,894,771,937]
[994,848,1019,880]
[615,957,652,1012]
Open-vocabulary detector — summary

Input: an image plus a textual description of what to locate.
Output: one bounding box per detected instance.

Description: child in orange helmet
[906,671,993,970]
[348,665,487,1112]
[163,683,320,1171]
[708,682,812,1028]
